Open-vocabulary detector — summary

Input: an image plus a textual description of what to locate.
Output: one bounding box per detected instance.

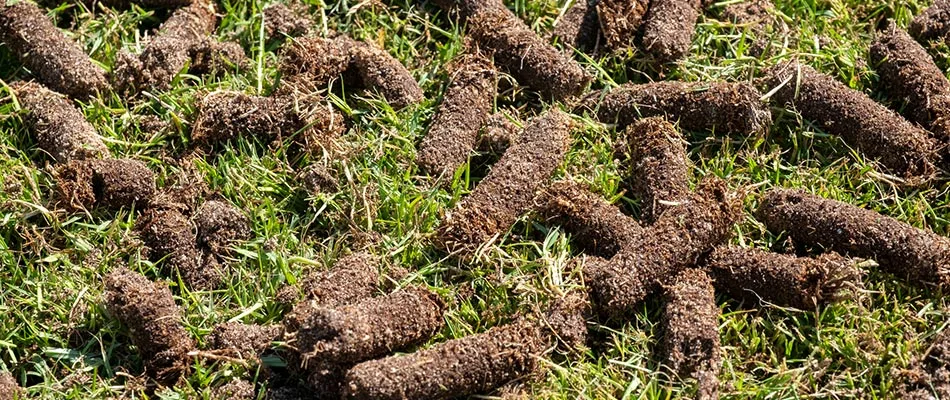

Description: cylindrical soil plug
[659,268,720,400]
[11,81,109,163]
[620,116,691,223]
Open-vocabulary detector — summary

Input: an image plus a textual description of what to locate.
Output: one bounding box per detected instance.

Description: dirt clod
[704,246,860,309]
[194,200,251,255]
[212,378,256,400]
[55,159,156,211]
[467,5,592,100]
[278,36,351,92]
[476,112,519,154]
[900,329,950,398]
[551,0,601,52]
[542,292,590,353]
[660,268,720,399]
[619,116,690,223]
[208,322,280,359]
[584,81,771,135]
[910,0,950,44]
[720,0,773,25]
[348,40,425,109]
[343,320,546,400]
[758,189,950,289]
[264,2,314,39]
[0,2,109,99]
[104,267,195,385]
[189,39,250,76]
[762,61,937,181]
[640,0,702,62]
[135,0,217,91]
[596,0,649,51]
[417,52,496,177]
[281,252,380,327]
[298,164,338,195]
[0,371,20,400]
[436,109,571,255]
[11,81,109,163]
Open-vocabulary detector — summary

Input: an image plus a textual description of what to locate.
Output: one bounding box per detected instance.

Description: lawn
[1,0,949,398]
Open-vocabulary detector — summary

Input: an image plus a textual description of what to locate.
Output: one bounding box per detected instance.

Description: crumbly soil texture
[584,81,771,135]
[0,371,20,400]
[758,189,950,289]
[278,36,352,92]
[910,0,950,44]
[265,2,314,39]
[541,292,591,353]
[0,2,109,99]
[900,329,950,398]
[207,322,280,360]
[281,252,380,328]
[619,116,690,223]
[762,61,937,181]
[12,81,109,163]
[104,267,196,386]
[704,246,860,309]
[348,40,425,109]
[211,378,256,400]
[55,159,156,211]
[551,0,601,52]
[476,112,519,154]
[436,109,571,254]
[640,0,702,62]
[660,268,720,399]
[596,0,649,51]
[342,320,546,400]
[194,199,251,255]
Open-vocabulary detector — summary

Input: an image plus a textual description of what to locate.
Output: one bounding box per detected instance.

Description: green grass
[2,0,950,398]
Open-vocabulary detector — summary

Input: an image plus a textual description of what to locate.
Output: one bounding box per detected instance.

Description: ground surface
[1,0,950,398]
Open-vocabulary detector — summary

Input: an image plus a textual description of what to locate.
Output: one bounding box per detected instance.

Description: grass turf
[1,0,949,398]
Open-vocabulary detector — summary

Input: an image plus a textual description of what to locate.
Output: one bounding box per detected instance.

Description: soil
[417,52,496,177]
[189,39,250,76]
[265,2,314,39]
[435,109,571,255]
[534,180,642,258]
[211,378,256,400]
[431,0,507,21]
[467,5,592,100]
[0,2,110,99]
[348,40,425,110]
[541,292,590,353]
[871,22,950,163]
[298,163,338,195]
[585,178,740,319]
[476,112,519,154]
[659,268,720,399]
[280,252,379,328]
[583,81,771,135]
[295,287,445,366]
[54,159,156,211]
[640,0,702,62]
[757,189,950,289]
[720,0,773,25]
[900,329,950,398]
[135,0,217,91]
[104,267,195,386]
[207,322,280,360]
[54,0,194,9]
[596,0,649,52]
[194,199,251,255]
[0,371,20,400]
[278,36,351,92]
[619,116,690,223]
[704,246,860,309]
[11,81,109,163]
[551,0,601,52]
[910,0,950,44]
[138,208,197,258]
[761,61,937,181]
[342,320,546,400]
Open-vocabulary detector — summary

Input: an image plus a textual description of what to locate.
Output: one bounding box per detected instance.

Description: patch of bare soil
[435,109,571,255]
[585,178,740,319]
[348,39,425,109]
[476,112,519,153]
[583,81,771,135]
[640,0,702,62]
[104,267,196,386]
[535,180,642,258]
[417,52,496,177]
[342,320,545,400]
[704,246,860,309]
[551,0,601,52]
[871,22,950,164]
[762,61,937,182]
[596,0,648,52]
[659,268,720,399]
[194,199,251,255]
[619,116,690,223]
[211,378,255,400]
[910,0,950,44]
[54,159,156,211]
[900,329,950,398]
[0,371,20,400]
[0,2,110,99]
[11,81,109,163]
[467,5,592,100]
[208,322,280,360]
[264,2,314,39]
[281,252,380,328]
[758,189,950,289]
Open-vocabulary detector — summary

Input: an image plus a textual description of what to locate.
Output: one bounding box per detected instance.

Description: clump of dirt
[640,0,702,62]
[619,116,690,223]
[720,0,773,24]
[910,0,950,44]
[54,159,156,211]
[435,109,571,255]
[342,320,545,399]
[11,81,109,163]
[212,378,255,400]
[295,287,445,366]
[128,0,218,91]
[551,0,601,52]
[194,200,251,254]
[762,61,937,181]
[758,189,950,289]
[277,36,351,91]
[659,268,720,399]
[280,252,380,326]
[264,2,314,39]
[900,329,950,398]
[584,81,771,135]
[0,2,109,99]
[104,267,196,386]
[535,180,642,258]
[417,52,496,177]
[586,178,740,319]
[53,0,194,9]
[207,322,280,359]
[189,39,250,76]
[136,207,223,289]
[476,112,519,154]
[0,371,20,400]
[467,5,592,100]
[541,292,590,353]
[348,40,425,109]
[704,246,860,309]
[298,163,338,195]
[871,22,950,162]
[596,0,649,52]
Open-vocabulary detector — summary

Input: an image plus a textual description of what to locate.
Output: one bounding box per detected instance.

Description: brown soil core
[596,0,648,52]
[135,0,217,91]
[278,36,352,92]
[348,40,425,110]
[194,199,251,255]
[11,81,109,163]
[910,0,950,44]
[476,112,519,154]
[0,371,21,400]
[640,0,702,62]
[659,268,720,399]
[281,252,380,329]
[265,2,314,39]
[551,0,601,52]
[55,158,156,211]
[207,322,280,360]
[900,329,950,398]
[619,116,690,223]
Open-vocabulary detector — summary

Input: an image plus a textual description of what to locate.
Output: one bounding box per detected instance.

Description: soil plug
[910,0,950,45]
[704,246,860,309]
[136,0,217,90]
[620,116,690,223]
[104,267,196,385]
[659,269,720,399]
[278,36,352,92]
[207,322,281,360]
[55,158,156,211]
[900,329,950,398]
[265,2,314,39]
[281,252,380,330]
[758,189,950,289]
[0,2,109,99]
[348,40,424,109]
[11,81,109,163]
[762,61,937,182]
[596,0,649,52]
[551,0,600,52]
[0,371,21,400]
[476,112,519,153]
[194,199,251,255]
[640,0,702,62]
